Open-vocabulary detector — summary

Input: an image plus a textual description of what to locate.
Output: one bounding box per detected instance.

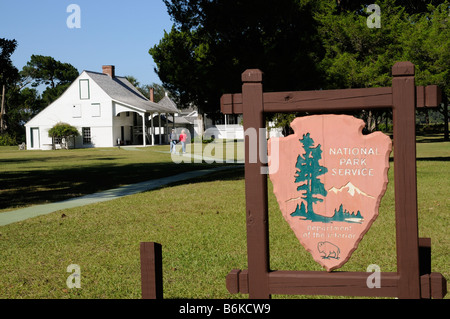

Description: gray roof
[167,115,193,125]
[157,95,178,111]
[85,71,179,113]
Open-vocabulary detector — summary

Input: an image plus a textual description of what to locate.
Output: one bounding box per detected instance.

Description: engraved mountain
[286,182,373,201]
[328,182,374,199]
[321,182,377,224]
[290,181,373,224]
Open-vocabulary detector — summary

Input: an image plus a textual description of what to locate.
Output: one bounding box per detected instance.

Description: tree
[1,49,79,143]
[401,2,450,139]
[48,122,79,149]
[21,55,78,105]
[4,86,42,142]
[315,0,412,90]
[125,76,167,102]
[150,26,212,112]
[21,55,78,89]
[152,0,448,131]
[293,133,328,215]
[315,0,449,134]
[270,113,297,136]
[150,0,325,118]
[146,83,167,103]
[333,0,445,14]
[125,75,140,87]
[0,38,20,134]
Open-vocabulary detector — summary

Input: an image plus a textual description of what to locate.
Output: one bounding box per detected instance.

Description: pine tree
[291,202,307,218]
[294,133,328,215]
[334,204,344,221]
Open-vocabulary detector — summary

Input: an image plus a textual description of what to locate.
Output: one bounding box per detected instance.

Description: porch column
[165,113,169,144]
[225,114,228,139]
[158,113,162,145]
[142,113,147,147]
[151,113,154,146]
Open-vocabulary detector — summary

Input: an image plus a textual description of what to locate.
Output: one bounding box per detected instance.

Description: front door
[30,128,40,149]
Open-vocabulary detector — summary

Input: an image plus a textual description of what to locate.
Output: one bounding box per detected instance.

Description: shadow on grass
[0,161,242,211]
[416,156,450,162]
[165,165,245,188]
[0,155,121,165]
[416,134,449,143]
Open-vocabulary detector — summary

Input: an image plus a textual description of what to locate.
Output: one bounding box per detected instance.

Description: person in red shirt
[179,129,187,153]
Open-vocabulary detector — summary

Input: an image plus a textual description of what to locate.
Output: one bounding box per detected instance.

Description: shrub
[377,123,393,133]
[48,122,79,149]
[191,136,215,144]
[416,123,445,134]
[0,133,17,146]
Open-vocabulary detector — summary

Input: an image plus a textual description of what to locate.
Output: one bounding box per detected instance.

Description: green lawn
[0,142,243,213]
[0,138,448,299]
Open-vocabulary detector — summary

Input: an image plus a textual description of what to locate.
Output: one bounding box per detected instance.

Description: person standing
[179,129,187,154]
[170,129,177,153]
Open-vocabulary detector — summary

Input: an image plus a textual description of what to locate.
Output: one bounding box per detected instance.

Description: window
[82,127,91,144]
[72,104,81,118]
[91,103,101,117]
[79,79,90,99]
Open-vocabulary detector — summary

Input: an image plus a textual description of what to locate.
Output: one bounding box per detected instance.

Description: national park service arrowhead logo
[268,115,392,272]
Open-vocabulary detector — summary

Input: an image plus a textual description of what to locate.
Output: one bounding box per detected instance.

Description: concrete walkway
[0,166,238,227]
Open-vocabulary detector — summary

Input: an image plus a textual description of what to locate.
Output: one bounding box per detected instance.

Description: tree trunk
[0,84,5,133]
[196,113,204,138]
[444,93,449,141]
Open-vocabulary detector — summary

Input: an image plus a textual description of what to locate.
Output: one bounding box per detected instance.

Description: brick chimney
[149,87,154,102]
[102,65,115,78]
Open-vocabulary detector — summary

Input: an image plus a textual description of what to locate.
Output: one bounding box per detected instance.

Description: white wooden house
[25,65,179,150]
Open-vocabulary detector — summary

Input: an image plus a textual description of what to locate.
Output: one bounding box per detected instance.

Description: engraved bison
[317,241,340,259]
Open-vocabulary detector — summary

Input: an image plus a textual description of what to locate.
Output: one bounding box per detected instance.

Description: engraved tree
[293,133,328,216]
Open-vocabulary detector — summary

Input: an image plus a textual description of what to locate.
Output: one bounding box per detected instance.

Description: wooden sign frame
[221,61,447,299]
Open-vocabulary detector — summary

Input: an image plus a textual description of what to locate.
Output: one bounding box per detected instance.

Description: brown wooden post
[392,61,421,299]
[140,242,163,299]
[241,69,271,299]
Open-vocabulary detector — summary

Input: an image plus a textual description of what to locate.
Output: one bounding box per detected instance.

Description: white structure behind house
[25,65,179,150]
[203,124,243,139]
[203,123,283,140]
[168,109,247,141]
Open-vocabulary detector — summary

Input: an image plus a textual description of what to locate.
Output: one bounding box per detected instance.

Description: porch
[114,110,176,147]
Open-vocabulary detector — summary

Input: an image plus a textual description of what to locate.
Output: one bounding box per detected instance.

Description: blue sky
[0,0,174,88]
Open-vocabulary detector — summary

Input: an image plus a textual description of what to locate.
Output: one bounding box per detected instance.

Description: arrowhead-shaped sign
[268,115,392,272]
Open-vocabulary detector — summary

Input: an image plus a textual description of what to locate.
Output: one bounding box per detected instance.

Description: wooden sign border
[221,61,447,299]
